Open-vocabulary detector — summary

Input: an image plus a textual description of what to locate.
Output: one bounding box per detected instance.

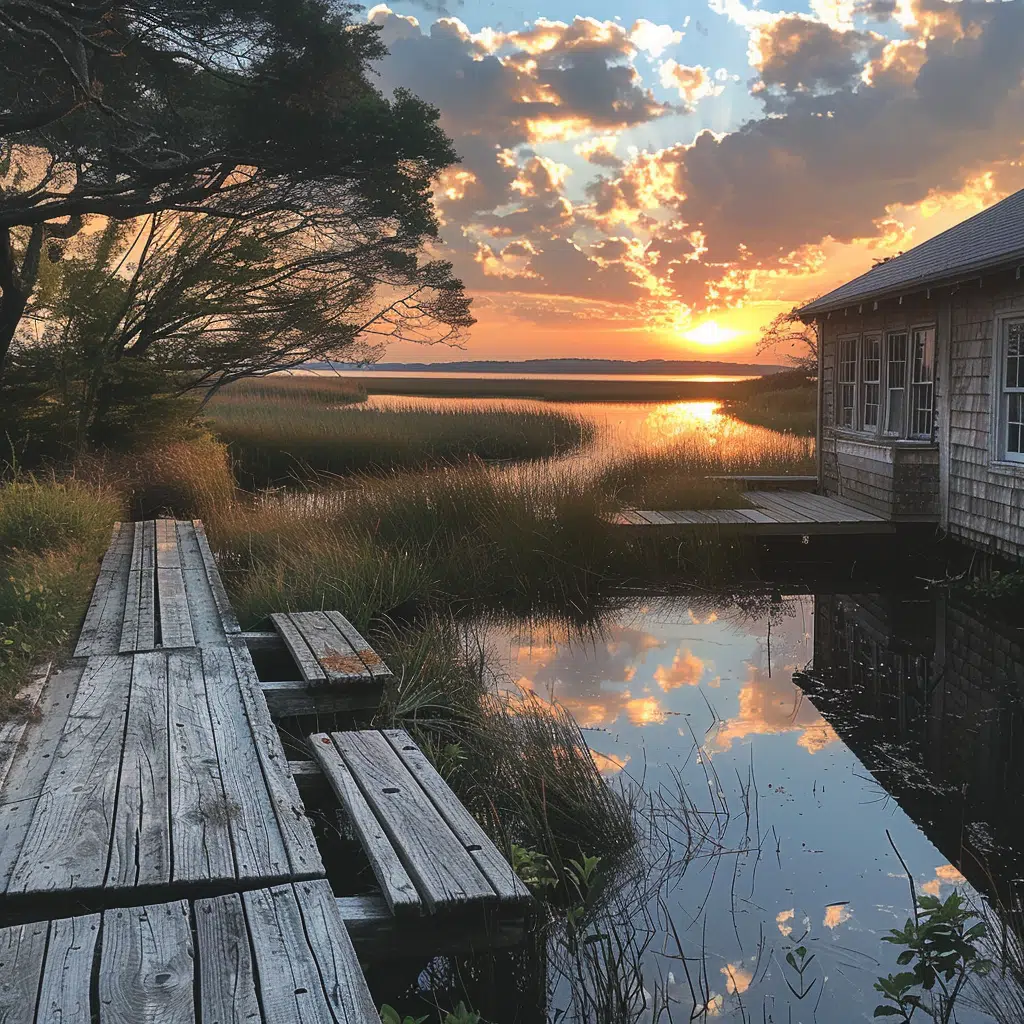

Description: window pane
[1007,321,1024,389]
[1008,392,1024,454]
[838,337,857,428]
[886,332,908,434]
[862,335,881,429]
[909,327,935,438]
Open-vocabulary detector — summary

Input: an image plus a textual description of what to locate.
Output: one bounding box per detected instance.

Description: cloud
[654,648,706,690]
[659,61,721,107]
[575,135,624,168]
[630,19,684,58]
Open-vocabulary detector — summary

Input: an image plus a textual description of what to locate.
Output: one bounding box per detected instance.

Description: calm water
[366,394,810,466]
[322,371,757,383]
[478,591,1023,1022]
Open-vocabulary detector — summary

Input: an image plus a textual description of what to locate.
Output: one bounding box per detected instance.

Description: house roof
[798,187,1024,317]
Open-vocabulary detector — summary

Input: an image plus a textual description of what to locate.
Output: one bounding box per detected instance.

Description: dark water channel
[426,587,1023,1022]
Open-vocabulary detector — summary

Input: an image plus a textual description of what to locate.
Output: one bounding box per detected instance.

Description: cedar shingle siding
[817,277,1024,559]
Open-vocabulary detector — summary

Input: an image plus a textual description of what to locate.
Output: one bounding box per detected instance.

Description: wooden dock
[0,520,530,1019]
[613,490,899,536]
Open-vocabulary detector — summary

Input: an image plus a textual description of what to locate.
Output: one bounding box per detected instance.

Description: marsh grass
[207,379,596,487]
[722,386,817,437]
[0,477,121,708]
[597,431,814,511]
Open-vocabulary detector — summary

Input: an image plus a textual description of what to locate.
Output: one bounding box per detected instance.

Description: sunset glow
[367,0,1023,364]
[684,320,740,348]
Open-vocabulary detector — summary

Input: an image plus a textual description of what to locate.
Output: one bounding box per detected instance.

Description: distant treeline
[313,358,789,376]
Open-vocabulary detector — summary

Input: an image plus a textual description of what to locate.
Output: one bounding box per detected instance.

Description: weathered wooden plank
[99,901,194,1024]
[323,611,392,680]
[155,518,181,569]
[167,649,236,884]
[242,885,342,1024]
[8,654,132,894]
[618,510,652,526]
[309,733,420,916]
[738,507,781,525]
[382,729,531,904]
[269,613,328,685]
[108,651,171,888]
[0,920,48,1024]
[288,612,372,683]
[0,664,84,892]
[176,521,228,647]
[702,509,756,525]
[195,892,261,1023]
[659,510,714,525]
[75,524,134,657]
[261,680,380,716]
[0,661,49,793]
[192,520,241,634]
[291,879,379,1024]
[331,730,493,911]
[36,913,100,1023]
[157,566,195,650]
[633,510,674,526]
[225,641,323,879]
[200,645,290,882]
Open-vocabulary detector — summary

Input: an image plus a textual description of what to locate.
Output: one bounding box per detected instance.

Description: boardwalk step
[309,729,531,916]
[75,519,240,658]
[0,881,377,1023]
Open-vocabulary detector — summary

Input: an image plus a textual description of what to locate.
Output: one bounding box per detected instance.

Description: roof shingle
[799,187,1024,315]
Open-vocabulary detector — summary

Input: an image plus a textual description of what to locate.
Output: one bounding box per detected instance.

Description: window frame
[994,312,1024,465]
[831,323,937,441]
[836,334,859,430]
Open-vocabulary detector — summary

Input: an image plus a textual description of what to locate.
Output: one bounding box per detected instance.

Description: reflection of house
[799,192,1024,559]
[801,593,1024,915]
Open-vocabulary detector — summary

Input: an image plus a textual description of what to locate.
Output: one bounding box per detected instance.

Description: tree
[0,0,457,373]
[8,205,472,451]
[757,303,819,375]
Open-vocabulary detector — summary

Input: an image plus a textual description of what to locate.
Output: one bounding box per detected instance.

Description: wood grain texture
[323,612,392,680]
[288,612,371,684]
[226,640,323,879]
[0,664,84,892]
[291,880,379,1024]
[242,885,340,1024]
[331,730,493,911]
[269,614,327,685]
[195,893,261,1023]
[192,520,241,634]
[157,566,196,650]
[167,650,236,884]
[309,733,420,916]
[200,645,290,883]
[36,914,100,1024]
[261,680,379,717]
[99,901,194,1024]
[383,729,531,904]
[176,521,228,647]
[108,651,171,888]
[75,523,134,657]
[8,655,132,894]
[0,662,49,793]
[0,920,48,1024]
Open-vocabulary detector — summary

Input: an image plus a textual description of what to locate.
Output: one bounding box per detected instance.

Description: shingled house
[799,190,1024,560]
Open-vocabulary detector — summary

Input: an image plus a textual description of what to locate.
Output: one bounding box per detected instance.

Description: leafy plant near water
[380,1000,485,1024]
[874,890,993,1021]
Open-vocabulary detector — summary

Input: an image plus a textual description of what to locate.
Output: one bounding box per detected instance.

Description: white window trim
[991,311,1024,466]
[836,334,859,431]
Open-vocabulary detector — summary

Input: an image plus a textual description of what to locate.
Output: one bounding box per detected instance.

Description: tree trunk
[0,225,44,379]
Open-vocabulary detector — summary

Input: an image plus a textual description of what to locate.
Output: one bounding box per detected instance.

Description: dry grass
[207,378,596,487]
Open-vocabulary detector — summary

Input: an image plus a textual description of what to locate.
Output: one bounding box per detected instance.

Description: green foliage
[512,844,560,892]
[963,569,1024,602]
[723,385,817,437]
[0,477,121,705]
[379,1002,485,1024]
[874,891,993,1022]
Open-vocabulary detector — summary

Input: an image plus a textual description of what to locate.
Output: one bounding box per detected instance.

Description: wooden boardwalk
[0,519,529,1019]
[613,490,899,536]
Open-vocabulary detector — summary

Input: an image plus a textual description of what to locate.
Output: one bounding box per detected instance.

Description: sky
[368,0,1024,362]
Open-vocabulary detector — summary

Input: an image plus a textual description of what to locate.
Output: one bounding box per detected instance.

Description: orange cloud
[654,648,706,690]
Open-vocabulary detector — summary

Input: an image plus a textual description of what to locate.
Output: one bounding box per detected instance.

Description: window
[1001,318,1024,462]
[909,326,935,439]
[885,331,908,435]
[862,334,881,430]
[832,325,936,440]
[838,336,857,428]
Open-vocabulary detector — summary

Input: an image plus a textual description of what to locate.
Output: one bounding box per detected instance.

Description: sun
[684,320,740,347]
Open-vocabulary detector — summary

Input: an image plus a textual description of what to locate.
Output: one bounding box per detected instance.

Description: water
[316,371,758,384]
[481,591,1023,1021]
[365,394,811,466]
